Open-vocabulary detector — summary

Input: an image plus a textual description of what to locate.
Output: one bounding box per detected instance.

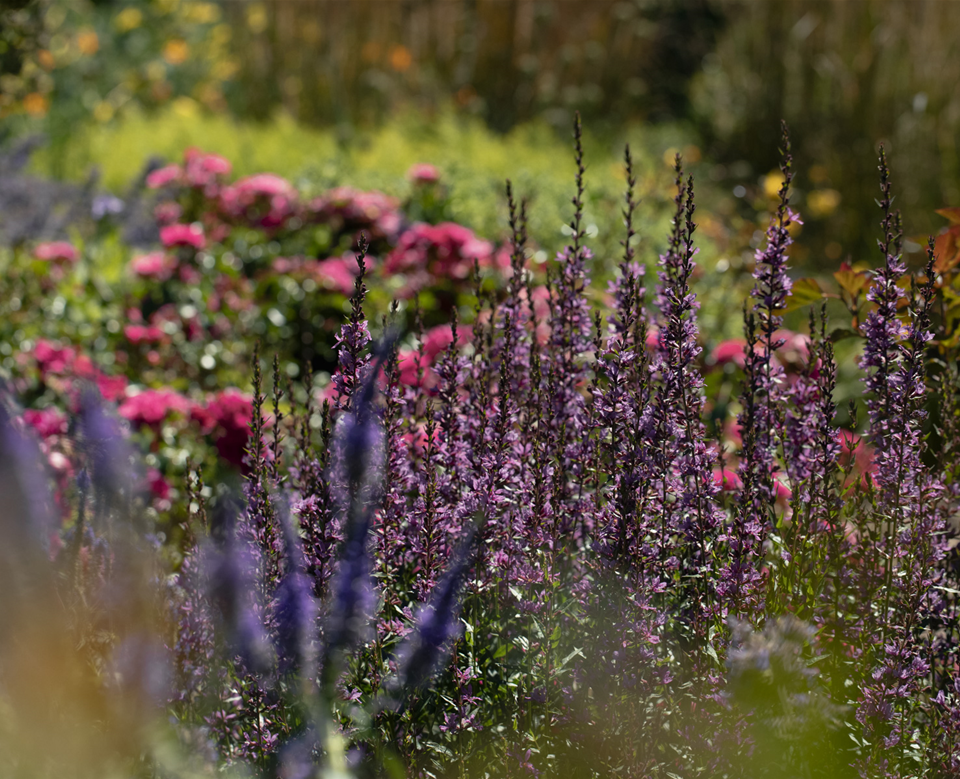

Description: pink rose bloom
[23,407,68,439]
[160,223,206,250]
[408,163,440,184]
[96,374,129,402]
[397,323,472,387]
[153,202,183,226]
[713,468,742,491]
[34,241,79,264]
[384,222,493,293]
[709,339,747,368]
[194,389,254,468]
[34,339,76,375]
[146,164,183,189]
[307,187,402,241]
[183,148,231,189]
[131,251,176,281]
[119,388,190,428]
[314,256,360,295]
[124,324,165,344]
[220,174,298,231]
[146,468,171,501]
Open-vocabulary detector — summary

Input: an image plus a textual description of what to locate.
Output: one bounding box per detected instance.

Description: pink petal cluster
[119,388,190,428]
[146,164,183,189]
[220,173,299,231]
[307,186,402,242]
[23,407,68,439]
[33,339,95,378]
[397,323,472,387]
[33,241,79,264]
[191,389,254,468]
[160,223,206,250]
[124,324,165,345]
[271,255,360,296]
[130,251,177,281]
[384,222,494,293]
[407,163,440,184]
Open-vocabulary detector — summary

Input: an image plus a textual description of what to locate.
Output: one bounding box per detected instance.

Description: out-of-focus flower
[397,324,472,387]
[124,325,165,345]
[307,187,402,243]
[384,222,495,293]
[146,467,171,500]
[408,163,440,184]
[146,165,183,190]
[92,195,124,221]
[220,174,298,232]
[96,374,129,403]
[130,252,176,281]
[119,388,190,429]
[33,241,79,265]
[713,468,743,491]
[315,256,360,295]
[33,339,77,375]
[708,338,747,368]
[192,389,254,468]
[23,408,68,439]
[160,223,205,250]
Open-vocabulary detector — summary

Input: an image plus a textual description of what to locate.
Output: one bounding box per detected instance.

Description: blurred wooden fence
[217,0,723,129]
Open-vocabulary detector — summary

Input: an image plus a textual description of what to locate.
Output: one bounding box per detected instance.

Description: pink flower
[160,223,206,250]
[307,187,402,242]
[713,468,743,491]
[34,339,76,375]
[193,389,254,468]
[384,222,494,294]
[146,164,183,189]
[33,241,79,264]
[708,339,747,368]
[130,251,176,281]
[314,256,360,295]
[96,374,129,402]
[146,468,171,501]
[397,324,472,387]
[220,174,298,231]
[118,388,190,428]
[153,202,183,226]
[408,163,440,184]
[124,324,165,344]
[23,407,68,439]
[183,148,231,189]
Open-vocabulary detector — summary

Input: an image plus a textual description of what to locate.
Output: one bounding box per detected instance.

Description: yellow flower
[246,3,268,34]
[183,2,219,24]
[807,189,842,219]
[763,171,785,199]
[93,101,114,123]
[115,7,143,32]
[163,39,189,65]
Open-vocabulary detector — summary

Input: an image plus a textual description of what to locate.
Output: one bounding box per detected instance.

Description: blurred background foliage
[2,0,959,274]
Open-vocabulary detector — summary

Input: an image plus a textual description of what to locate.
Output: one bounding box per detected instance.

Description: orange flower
[22,92,49,117]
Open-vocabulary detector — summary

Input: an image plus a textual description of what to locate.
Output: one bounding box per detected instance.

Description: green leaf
[784,277,823,312]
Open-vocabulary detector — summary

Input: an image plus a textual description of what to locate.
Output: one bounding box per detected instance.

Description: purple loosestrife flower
[651,158,721,602]
[543,114,594,540]
[738,124,797,516]
[332,236,373,413]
